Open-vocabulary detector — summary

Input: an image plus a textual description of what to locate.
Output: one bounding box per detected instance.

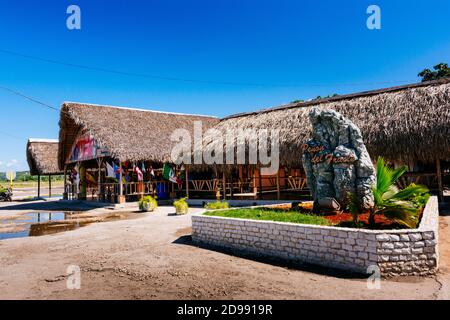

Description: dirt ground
[0,199,449,300]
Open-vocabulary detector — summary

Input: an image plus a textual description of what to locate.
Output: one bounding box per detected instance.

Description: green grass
[0,181,64,189]
[204,208,330,225]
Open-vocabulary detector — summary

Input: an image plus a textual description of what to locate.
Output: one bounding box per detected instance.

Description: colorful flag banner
[163,163,178,183]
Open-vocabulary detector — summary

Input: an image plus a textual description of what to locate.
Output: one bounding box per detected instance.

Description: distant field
[0,181,64,189]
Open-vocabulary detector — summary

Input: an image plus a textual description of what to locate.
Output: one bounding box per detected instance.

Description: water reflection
[0,211,141,240]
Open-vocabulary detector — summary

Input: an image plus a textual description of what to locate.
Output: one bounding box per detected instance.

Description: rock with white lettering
[302,108,375,211]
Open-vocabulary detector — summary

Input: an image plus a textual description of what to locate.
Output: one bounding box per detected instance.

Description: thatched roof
[194,78,450,167]
[26,139,62,175]
[58,102,219,168]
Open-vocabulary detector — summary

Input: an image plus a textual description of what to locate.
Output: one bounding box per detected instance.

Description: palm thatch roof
[194,78,450,168]
[26,139,62,175]
[58,102,219,168]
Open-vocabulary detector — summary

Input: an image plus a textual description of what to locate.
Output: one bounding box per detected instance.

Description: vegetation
[314,93,339,100]
[138,195,158,212]
[0,171,64,182]
[418,63,450,82]
[204,200,229,210]
[346,192,360,227]
[367,157,430,228]
[173,197,189,215]
[291,93,339,104]
[204,208,330,225]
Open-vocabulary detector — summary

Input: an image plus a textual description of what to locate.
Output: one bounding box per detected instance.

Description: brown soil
[0,201,449,300]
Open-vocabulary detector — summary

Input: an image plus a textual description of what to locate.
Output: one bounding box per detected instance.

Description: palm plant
[369,157,429,228]
[347,192,360,227]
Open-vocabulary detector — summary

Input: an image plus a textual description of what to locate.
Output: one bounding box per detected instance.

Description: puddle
[0,211,142,240]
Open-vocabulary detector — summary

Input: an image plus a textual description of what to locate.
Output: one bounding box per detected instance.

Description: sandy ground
[0,199,449,300]
[10,186,64,200]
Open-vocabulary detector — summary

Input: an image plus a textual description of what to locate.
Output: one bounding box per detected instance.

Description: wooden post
[258,166,263,199]
[118,160,125,203]
[97,158,102,202]
[214,166,220,200]
[63,165,68,200]
[437,159,444,201]
[222,166,226,200]
[37,174,41,198]
[230,169,234,198]
[185,165,189,198]
[79,163,87,200]
[252,165,257,199]
[48,175,52,198]
[276,170,280,200]
[139,162,144,200]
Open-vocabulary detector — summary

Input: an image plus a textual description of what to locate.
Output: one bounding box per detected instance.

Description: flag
[149,164,155,177]
[134,164,143,181]
[113,163,122,180]
[163,163,178,183]
[141,162,146,173]
[86,172,97,186]
[106,162,115,178]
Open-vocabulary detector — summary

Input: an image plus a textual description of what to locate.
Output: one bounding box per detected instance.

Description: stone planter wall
[191,196,439,277]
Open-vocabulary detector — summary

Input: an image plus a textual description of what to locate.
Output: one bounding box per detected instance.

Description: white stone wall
[191,196,439,277]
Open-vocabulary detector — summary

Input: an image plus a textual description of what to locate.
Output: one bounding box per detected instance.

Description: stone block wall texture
[192,196,439,277]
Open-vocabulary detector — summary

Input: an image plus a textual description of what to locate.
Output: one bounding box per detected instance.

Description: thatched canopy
[58,102,219,168]
[26,139,62,175]
[194,78,450,168]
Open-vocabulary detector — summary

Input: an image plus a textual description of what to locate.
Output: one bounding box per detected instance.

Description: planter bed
[192,196,439,277]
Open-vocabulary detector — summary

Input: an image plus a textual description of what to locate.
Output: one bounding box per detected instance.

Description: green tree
[418,63,450,82]
[291,93,339,104]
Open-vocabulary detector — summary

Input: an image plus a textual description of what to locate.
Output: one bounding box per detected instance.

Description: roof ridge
[62,101,219,119]
[28,138,59,143]
[221,77,450,121]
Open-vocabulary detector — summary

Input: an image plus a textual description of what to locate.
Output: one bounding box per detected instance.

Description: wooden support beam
[437,159,444,201]
[63,165,68,200]
[185,165,189,198]
[97,158,103,202]
[276,170,281,200]
[222,167,226,200]
[252,165,257,199]
[214,166,220,200]
[37,174,40,198]
[258,166,263,199]
[48,175,51,198]
[119,161,123,195]
[118,160,125,203]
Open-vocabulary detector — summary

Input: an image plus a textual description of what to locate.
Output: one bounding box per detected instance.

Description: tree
[418,63,450,82]
[290,93,339,104]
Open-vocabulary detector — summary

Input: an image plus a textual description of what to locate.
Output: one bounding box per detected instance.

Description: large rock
[302,108,376,211]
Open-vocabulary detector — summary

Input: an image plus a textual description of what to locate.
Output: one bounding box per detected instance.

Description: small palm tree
[347,192,360,227]
[369,157,429,228]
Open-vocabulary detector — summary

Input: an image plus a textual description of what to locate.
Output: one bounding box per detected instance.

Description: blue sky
[0,0,449,171]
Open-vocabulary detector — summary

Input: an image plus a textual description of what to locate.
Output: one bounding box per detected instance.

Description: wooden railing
[189,179,220,192]
[64,184,79,200]
[65,171,444,202]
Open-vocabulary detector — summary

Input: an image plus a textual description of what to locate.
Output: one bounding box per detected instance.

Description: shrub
[173,197,189,215]
[204,200,229,210]
[346,192,360,227]
[369,157,430,228]
[138,195,158,212]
